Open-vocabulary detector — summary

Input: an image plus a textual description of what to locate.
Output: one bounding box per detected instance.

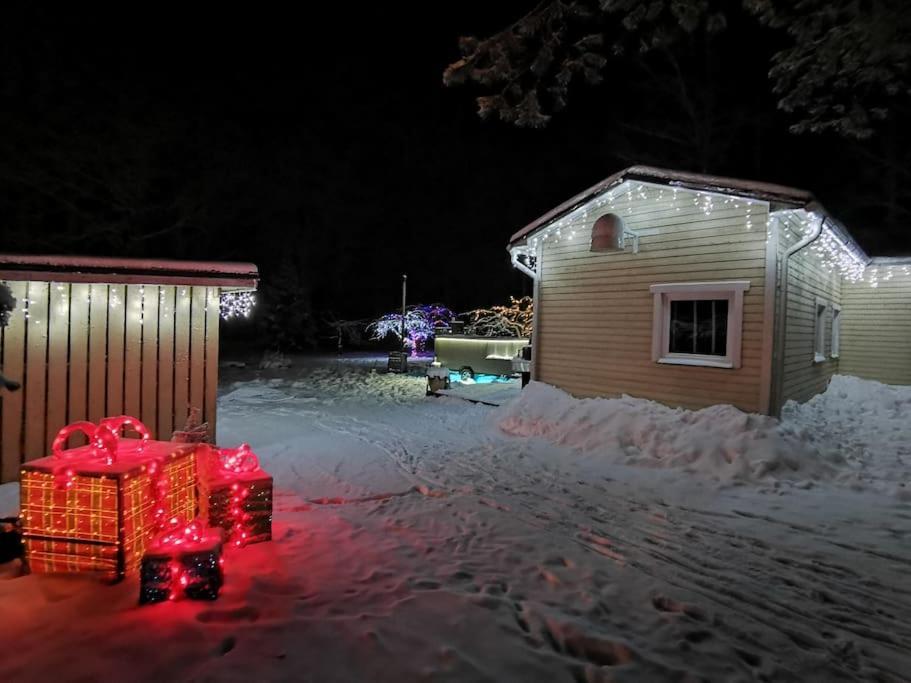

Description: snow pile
[782,375,911,496]
[290,367,426,403]
[221,368,427,406]
[496,381,835,485]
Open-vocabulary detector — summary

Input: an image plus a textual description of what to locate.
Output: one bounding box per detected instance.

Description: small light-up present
[19,416,198,582]
[139,517,225,604]
[197,443,272,547]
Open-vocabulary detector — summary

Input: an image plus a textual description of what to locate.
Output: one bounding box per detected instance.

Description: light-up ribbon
[51,420,120,489]
[97,415,151,452]
[150,516,207,550]
[51,415,153,494]
[148,516,213,601]
[217,443,260,474]
[97,416,162,533]
[214,443,261,548]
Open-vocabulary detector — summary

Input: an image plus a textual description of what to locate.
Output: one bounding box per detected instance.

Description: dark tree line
[444,0,911,253]
[1,4,909,352]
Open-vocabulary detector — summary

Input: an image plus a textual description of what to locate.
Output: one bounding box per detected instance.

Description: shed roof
[0,254,258,289]
[507,165,866,260]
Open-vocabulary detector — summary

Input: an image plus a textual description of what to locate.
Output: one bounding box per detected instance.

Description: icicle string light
[525,181,759,251]
[516,184,899,288]
[15,284,258,326]
[219,291,255,320]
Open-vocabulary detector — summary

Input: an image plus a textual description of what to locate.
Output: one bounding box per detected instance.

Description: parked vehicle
[434,334,530,380]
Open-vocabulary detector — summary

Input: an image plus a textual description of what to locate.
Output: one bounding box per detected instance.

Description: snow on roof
[507,165,871,261]
[0,254,258,289]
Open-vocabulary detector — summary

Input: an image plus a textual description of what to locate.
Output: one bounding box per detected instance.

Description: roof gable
[509,165,816,247]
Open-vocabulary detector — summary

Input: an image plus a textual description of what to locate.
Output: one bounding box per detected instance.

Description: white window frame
[814,297,827,363]
[650,281,750,369]
[830,303,841,359]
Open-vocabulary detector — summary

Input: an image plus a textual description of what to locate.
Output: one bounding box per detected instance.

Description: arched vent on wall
[590,213,639,253]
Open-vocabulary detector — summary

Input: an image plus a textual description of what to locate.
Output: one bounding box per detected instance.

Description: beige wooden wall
[0,282,220,483]
[535,183,770,412]
[839,268,911,384]
[776,213,843,405]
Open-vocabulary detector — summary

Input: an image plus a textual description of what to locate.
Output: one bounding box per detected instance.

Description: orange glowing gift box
[19,416,197,582]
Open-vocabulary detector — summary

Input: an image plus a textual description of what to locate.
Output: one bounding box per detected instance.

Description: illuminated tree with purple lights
[368,304,455,356]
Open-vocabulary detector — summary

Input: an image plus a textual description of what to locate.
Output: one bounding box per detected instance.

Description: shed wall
[839,268,911,384]
[0,281,220,482]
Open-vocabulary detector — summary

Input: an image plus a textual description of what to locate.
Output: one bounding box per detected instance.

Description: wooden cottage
[0,255,258,482]
[508,166,911,415]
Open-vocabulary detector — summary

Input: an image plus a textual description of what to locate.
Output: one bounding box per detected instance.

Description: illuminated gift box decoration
[19,416,197,582]
[197,443,272,547]
[139,517,224,604]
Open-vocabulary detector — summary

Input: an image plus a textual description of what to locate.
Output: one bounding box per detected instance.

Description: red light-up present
[197,443,272,547]
[19,417,198,582]
[140,517,224,604]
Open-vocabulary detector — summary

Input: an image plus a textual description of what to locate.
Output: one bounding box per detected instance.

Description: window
[831,304,841,359]
[814,298,827,363]
[650,281,750,369]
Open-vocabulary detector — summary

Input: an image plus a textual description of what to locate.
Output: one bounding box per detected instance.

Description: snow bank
[782,375,911,496]
[221,368,426,406]
[495,382,836,485]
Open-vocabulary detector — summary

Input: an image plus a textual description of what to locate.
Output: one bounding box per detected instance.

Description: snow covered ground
[1,356,910,682]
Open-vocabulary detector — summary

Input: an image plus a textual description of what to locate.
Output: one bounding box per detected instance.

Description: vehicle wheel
[459,367,475,381]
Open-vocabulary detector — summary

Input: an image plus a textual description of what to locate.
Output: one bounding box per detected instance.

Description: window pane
[670,298,727,356]
[669,300,694,354]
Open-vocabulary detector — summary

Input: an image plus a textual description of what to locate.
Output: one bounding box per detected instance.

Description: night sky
[2,4,909,345]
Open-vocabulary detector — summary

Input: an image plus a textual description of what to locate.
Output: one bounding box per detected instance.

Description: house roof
[507,165,867,260]
[0,254,259,289]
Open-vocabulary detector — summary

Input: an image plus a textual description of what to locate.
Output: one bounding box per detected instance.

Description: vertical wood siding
[0,283,220,482]
[777,214,842,404]
[535,183,770,412]
[839,270,911,384]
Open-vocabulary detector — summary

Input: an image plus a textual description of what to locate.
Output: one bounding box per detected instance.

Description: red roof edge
[0,254,259,289]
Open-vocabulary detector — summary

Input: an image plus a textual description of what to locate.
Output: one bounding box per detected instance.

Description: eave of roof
[0,254,259,289]
[506,165,871,262]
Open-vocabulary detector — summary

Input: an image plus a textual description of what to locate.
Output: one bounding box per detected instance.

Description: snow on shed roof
[0,254,258,289]
[507,165,867,259]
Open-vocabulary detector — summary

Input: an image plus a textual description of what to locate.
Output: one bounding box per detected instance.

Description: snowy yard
[1,356,910,682]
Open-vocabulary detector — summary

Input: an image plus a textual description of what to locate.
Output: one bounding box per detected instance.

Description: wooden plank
[23,281,49,461]
[106,284,126,416]
[204,287,220,441]
[141,285,160,437]
[188,287,207,424]
[67,283,91,431]
[123,285,144,419]
[157,286,176,439]
[173,286,191,429]
[45,283,70,452]
[86,284,108,424]
[1,281,27,482]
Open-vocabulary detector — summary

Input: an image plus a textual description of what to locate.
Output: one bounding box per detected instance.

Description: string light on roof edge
[219,291,255,320]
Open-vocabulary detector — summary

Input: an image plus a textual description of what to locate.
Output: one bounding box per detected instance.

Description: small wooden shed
[0,255,258,483]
